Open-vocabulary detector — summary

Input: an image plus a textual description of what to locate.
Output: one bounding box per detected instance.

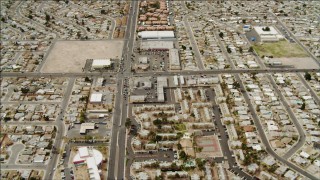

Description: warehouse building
[140,41,174,50]
[253,26,284,42]
[91,59,112,70]
[138,31,175,40]
[169,49,181,70]
[73,147,103,180]
[89,93,103,103]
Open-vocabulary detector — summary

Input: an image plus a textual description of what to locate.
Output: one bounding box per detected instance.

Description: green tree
[179,150,188,161]
[196,158,206,170]
[177,143,182,150]
[155,135,162,142]
[226,46,232,53]
[153,118,162,126]
[300,102,306,110]
[21,87,29,94]
[248,46,254,52]
[219,32,224,38]
[304,72,311,81]
[125,118,131,128]
[45,13,50,22]
[85,76,91,82]
[233,81,240,89]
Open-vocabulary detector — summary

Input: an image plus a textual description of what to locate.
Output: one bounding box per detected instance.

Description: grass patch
[174,123,187,131]
[253,40,308,58]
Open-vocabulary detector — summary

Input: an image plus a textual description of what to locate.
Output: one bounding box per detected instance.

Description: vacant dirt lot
[274,57,319,69]
[42,40,124,73]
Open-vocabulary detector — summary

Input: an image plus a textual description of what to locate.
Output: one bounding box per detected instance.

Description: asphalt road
[107,1,138,179]
[183,15,205,70]
[1,68,318,78]
[267,76,306,159]
[45,77,75,180]
[208,89,254,180]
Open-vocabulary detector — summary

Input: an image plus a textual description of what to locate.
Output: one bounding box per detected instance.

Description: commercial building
[138,31,175,40]
[73,147,103,180]
[140,41,174,50]
[130,95,146,103]
[253,26,284,42]
[91,59,112,70]
[80,123,95,134]
[138,57,148,64]
[157,77,168,102]
[169,49,181,70]
[90,93,103,103]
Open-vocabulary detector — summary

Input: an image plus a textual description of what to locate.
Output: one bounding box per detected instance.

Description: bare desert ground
[41,40,124,73]
[273,57,319,69]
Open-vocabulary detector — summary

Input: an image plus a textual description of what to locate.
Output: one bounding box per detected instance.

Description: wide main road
[107,0,138,180]
[1,68,318,78]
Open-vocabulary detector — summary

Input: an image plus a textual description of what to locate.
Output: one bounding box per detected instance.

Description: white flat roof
[169,49,180,68]
[92,59,111,66]
[80,123,95,133]
[87,157,101,180]
[79,147,89,158]
[254,26,280,36]
[138,31,175,39]
[140,41,174,50]
[90,93,103,103]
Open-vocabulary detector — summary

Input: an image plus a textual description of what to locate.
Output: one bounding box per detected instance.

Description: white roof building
[157,77,168,102]
[130,95,146,103]
[138,31,175,39]
[90,93,103,103]
[91,59,112,69]
[80,123,95,134]
[253,26,284,42]
[140,41,174,50]
[73,147,103,180]
[169,49,181,70]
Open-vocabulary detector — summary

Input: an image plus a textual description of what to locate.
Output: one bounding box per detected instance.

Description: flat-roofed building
[90,93,103,103]
[140,41,174,50]
[169,49,181,70]
[80,123,95,134]
[130,95,146,103]
[91,59,112,70]
[138,31,175,40]
[253,26,284,42]
[157,76,168,102]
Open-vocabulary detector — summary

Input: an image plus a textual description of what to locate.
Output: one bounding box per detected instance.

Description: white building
[138,31,175,40]
[169,49,181,70]
[157,77,168,102]
[253,26,284,42]
[130,95,146,103]
[80,123,95,134]
[91,59,112,70]
[90,93,103,103]
[140,41,174,50]
[73,147,103,180]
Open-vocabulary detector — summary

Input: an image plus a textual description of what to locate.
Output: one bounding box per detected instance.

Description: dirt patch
[273,57,319,69]
[41,40,124,73]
